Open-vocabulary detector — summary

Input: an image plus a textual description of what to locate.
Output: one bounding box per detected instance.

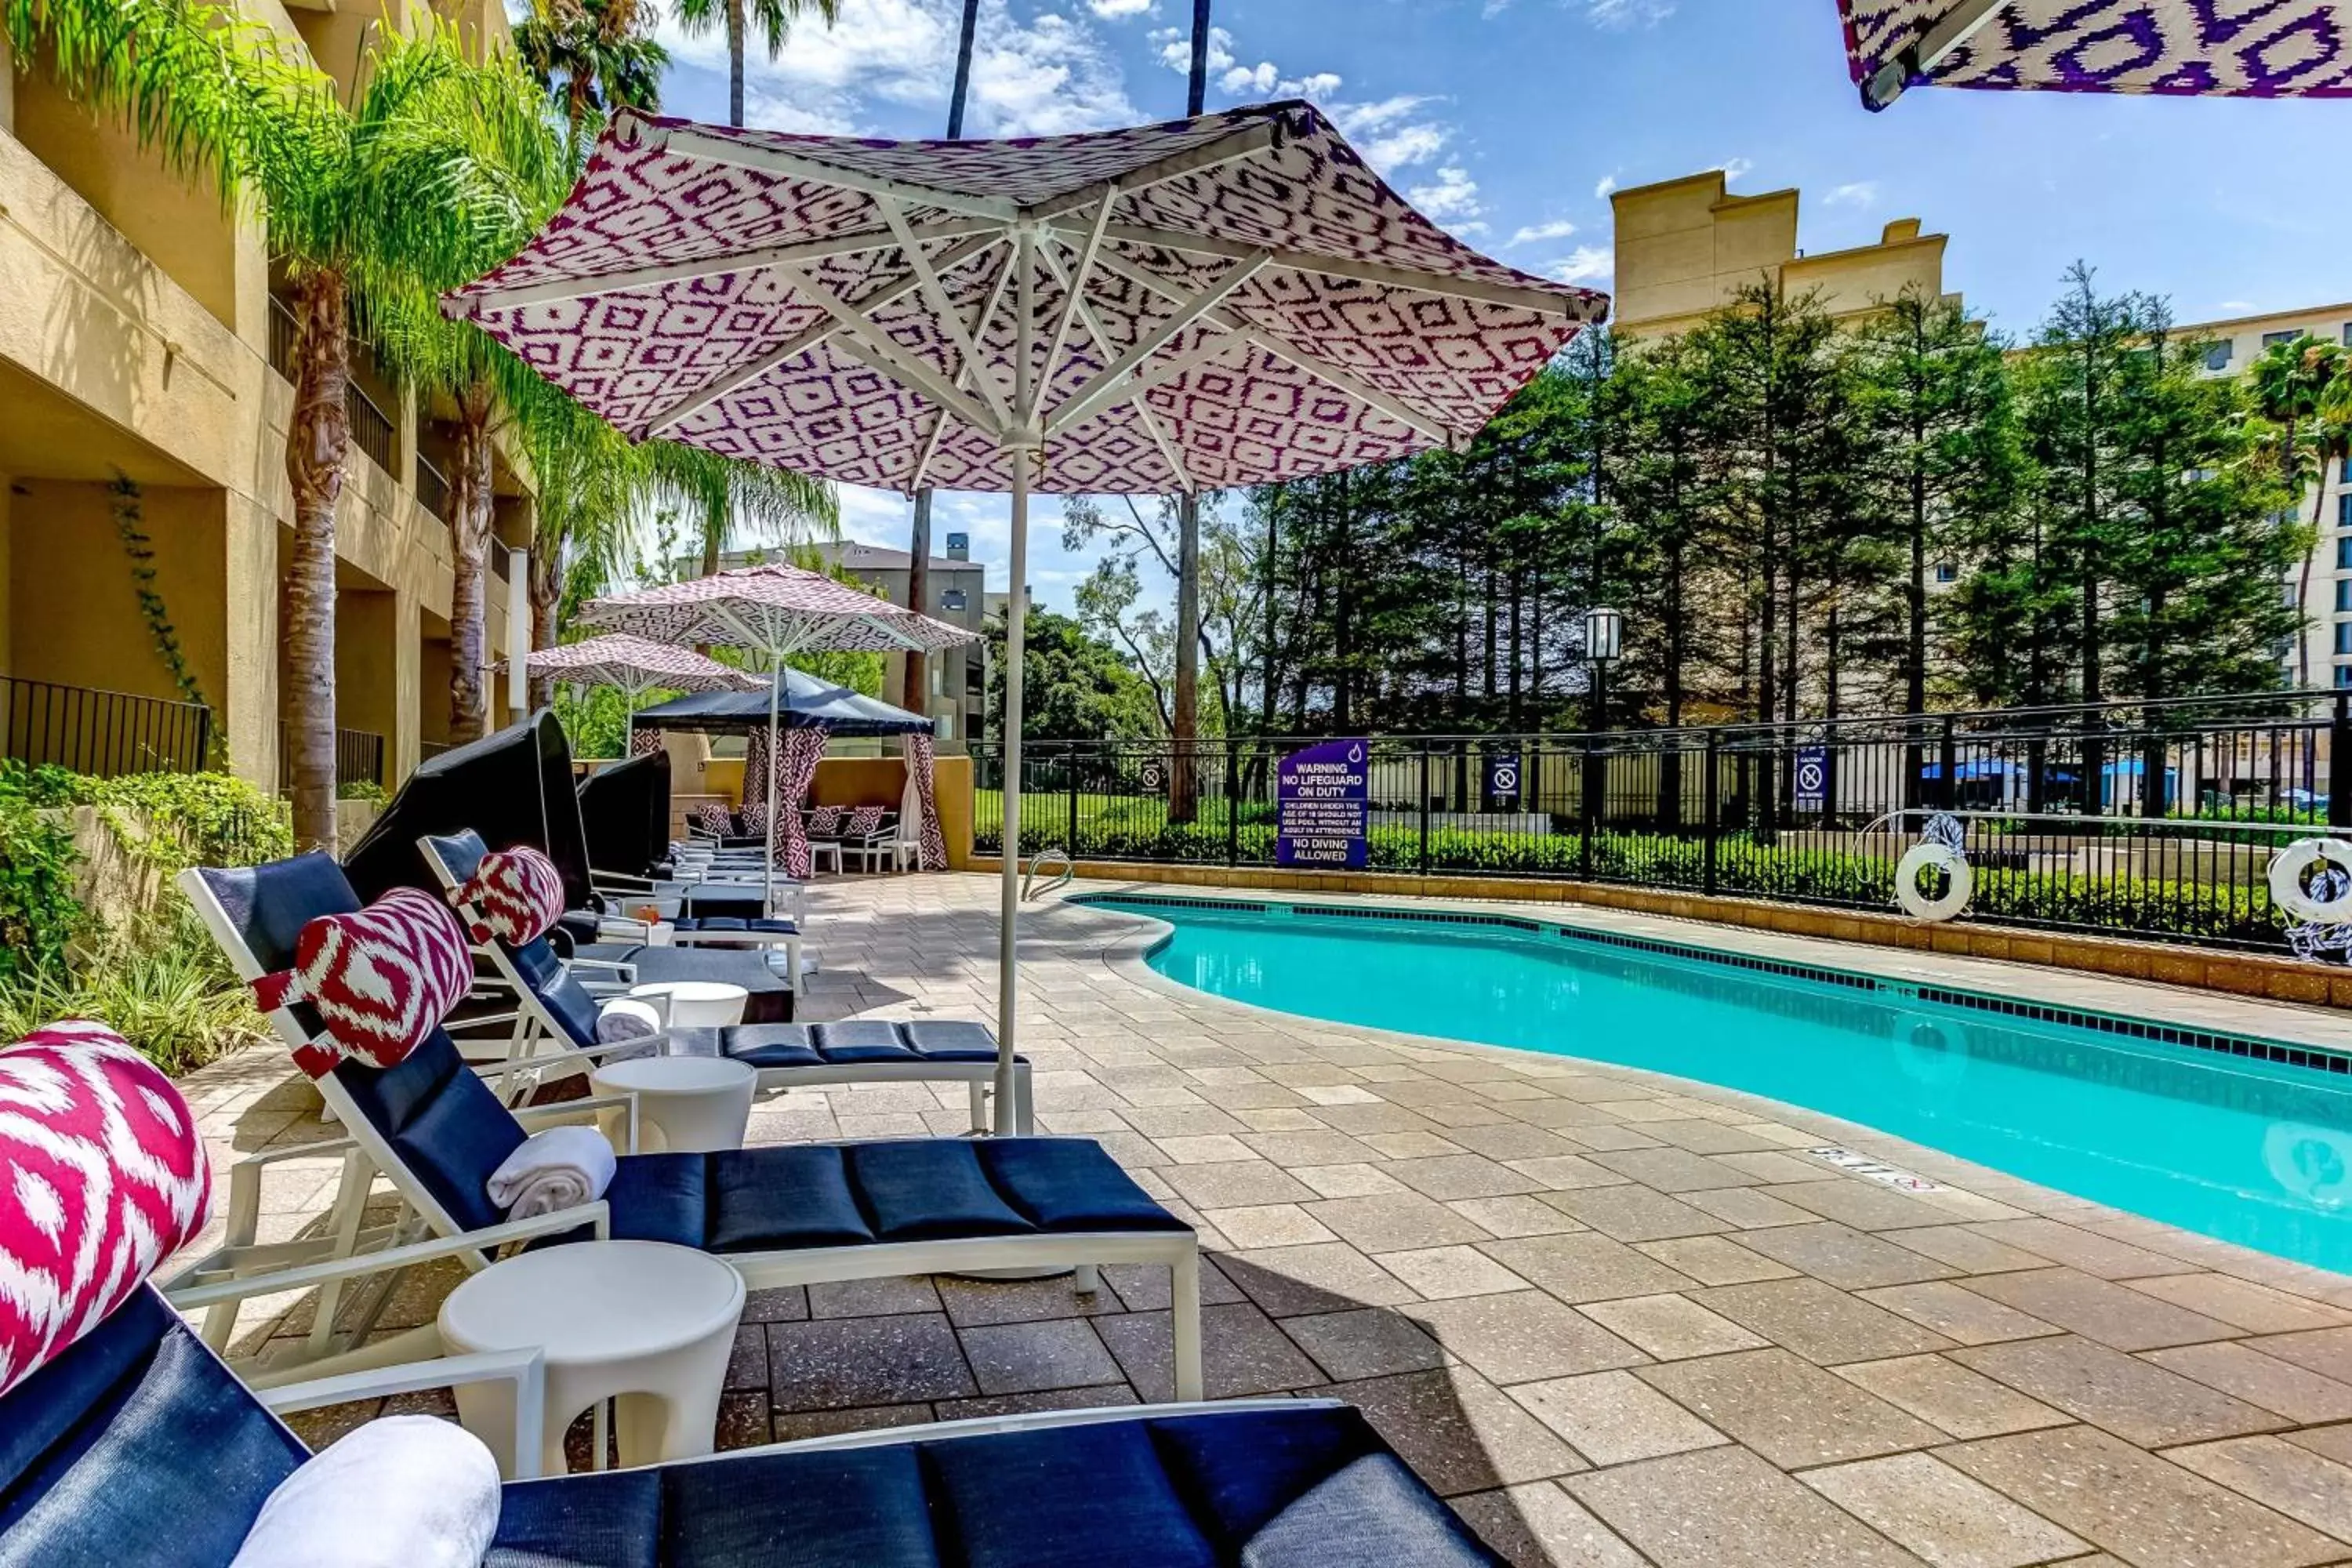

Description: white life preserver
[1892,1011,1969,1088]
[2268,839,2352,924]
[1894,842,1972,922]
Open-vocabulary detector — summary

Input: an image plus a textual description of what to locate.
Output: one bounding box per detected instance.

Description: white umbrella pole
[996,444,1029,1134]
[763,657,781,911]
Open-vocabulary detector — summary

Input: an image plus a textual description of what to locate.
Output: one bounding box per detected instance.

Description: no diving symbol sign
[1796,746,1827,809]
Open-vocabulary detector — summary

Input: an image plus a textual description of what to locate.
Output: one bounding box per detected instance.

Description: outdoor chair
[807,804,898,873]
[177,852,1199,1398]
[422,832,1030,1134]
[7,1284,1500,1566]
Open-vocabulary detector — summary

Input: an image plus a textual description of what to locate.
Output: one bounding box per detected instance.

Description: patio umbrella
[1840,0,2352,111]
[445,99,1606,1130]
[572,563,975,902]
[525,633,765,749]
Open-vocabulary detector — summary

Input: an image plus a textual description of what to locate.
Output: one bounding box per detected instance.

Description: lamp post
[1582,605,1623,830]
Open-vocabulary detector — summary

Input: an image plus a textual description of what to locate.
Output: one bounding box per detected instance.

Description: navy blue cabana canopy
[635,667,935,738]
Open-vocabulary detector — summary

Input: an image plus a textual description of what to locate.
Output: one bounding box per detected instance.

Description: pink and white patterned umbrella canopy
[445,100,1606,495]
[1842,0,2352,111]
[527,633,766,695]
[579,561,979,655]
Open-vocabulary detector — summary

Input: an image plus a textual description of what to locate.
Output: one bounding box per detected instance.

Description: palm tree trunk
[727,0,746,127]
[529,546,564,709]
[448,380,497,744]
[902,486,931,714]
[285,271,350,853]
[1170,492,1202,822]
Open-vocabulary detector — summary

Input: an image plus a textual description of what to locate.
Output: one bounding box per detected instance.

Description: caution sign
[1795,745,1828,810]
[1277,739,1369,869]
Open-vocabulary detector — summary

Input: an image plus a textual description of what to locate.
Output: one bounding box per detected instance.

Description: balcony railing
[2,677,212,776]
[267,296,400,478]
[417,455,452,522]
[278,724,386,792]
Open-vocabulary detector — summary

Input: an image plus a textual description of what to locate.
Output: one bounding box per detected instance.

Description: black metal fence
[973,691,2352,955]
[278,724,387,792]
[1,677,212,776]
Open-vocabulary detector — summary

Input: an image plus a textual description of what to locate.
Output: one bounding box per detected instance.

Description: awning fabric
[634,667,935,737]
[346,710,593,908]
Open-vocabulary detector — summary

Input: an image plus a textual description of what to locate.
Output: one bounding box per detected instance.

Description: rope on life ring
[1894,842,1972,922]
[2268,839,2352,924]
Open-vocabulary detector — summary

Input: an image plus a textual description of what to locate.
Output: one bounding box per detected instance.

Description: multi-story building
[0,1,537,794]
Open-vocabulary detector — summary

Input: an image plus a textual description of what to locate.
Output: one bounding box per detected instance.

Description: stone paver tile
[1100,1258,1247,1312]
[1504,1154,1632,1191]
[1856,1282,2062,1347]
[2251,1327,2352,1383]
[1306,1192,1490,1252]
[1757,1179,1957,1231]
[1737,1221,1966,1290]
[807,1276,942,1319]
[770,1403,936,1443]
[1158,1158,1316,1209]
[1798,1452,2088,1568]
[1540,1184,1738,1243]
[1962,1220,2183,1279]
[1296,1082,1380,1105]
[1451,1195,1589,1238]
[1095,1301,1326,1402]
[1356,1127,1467,1156]
[1381,1243,1532,1300]
[1588,1145,1765,1193]
[1637,1348,1942,1468]
[1443,1122,1595,1163]
[1152,1133,1257,1163]
[766,1314,977,1411]
[2145,1341,2352,1424]
[1281,1307,1449,1381]
[1198,1203,1338,1250]
[1406,1290,1652,1385]
[2283,1422,2352,1465]
[1640,1119,1791,1156]
[741,1286,809,1323]
[1344,1367,1587,1496]
[1511,1368,1730,1465]
[1290,1161,1408,1198]
[1220,1241,1417,1316]
[2125,1274,2351,1335]
[1693,1278,1955,1364]
[1962,1268,2240,1352]
[2167,1436,2352,1544]
[1386,1152,1548,1200]
[934,1274,1123,1327]
[1236,1129,1380,1166]
[958,1319,1124,1396]
[1577,1294,1767,1360]
[1634,1234,1801,1286]
[1682,1185,1822,1230]
[1586,1099,1693,1123]
[1554,1121,1669,1152]
[1479,1232,1701,1305]
[1568,1446,1926,1568]
[1451,1481,1648,1568]
[1953,1336,2286,1446]
[933,1385,1140,1423]
[1708,1150,1839,1185]
[725,1325,768,1390]
[1940,1425,2341,1568]
[1116,1104,1248,1138]
[1880,1225,2055,1276]
[1832,1355,2071,1439]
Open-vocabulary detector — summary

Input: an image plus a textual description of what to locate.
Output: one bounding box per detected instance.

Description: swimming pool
[1087,895,2352,1274]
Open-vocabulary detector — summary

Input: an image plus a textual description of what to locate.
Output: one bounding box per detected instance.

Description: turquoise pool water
[1091,896,2352,1274]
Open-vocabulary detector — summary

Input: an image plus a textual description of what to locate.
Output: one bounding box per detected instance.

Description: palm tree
[647,440,836,578]
[520,394,648,705]
[670,0,838,129]
[514,0,666,135]
[2251,333,2350,687]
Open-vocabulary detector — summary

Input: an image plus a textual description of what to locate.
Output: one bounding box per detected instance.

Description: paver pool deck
[181,873,2352,1568]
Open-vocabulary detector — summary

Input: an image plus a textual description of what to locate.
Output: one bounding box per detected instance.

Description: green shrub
[338,779,390,806]
[0,764,87,982]
[0,906,268,1076]
[85,769,293,871]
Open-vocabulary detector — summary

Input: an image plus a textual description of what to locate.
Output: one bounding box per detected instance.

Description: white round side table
[590,1053,756,1153]
[438,1240,746,1478]
[627,979,750,1029]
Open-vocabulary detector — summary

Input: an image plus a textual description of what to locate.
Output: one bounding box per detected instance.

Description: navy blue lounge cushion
[714,1021,1018,1070]
[669,917,799,936]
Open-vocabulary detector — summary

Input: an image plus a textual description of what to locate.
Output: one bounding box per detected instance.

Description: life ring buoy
[1895,842,1973,922]
[2268,839,2352,924]
[1892,1011,1968,1088]
[2263,1122,2352,1208]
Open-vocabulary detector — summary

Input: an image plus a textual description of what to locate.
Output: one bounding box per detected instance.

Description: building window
[2338,664,2352,689]
[2336,623,2352,656]
[1933,562,1957,584]
[2340,493,2352,528]
[2263,330,2299,348]
[2205,342,2234,371]
[2337,580,2352,613]
[2337,537,2352,568]
[942,588,968,612]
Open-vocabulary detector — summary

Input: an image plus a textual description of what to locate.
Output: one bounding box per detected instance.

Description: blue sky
[644,0,2352,612]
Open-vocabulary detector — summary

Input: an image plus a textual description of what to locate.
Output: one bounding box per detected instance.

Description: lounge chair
[176,852,1197,1396]
[420,832,1031,1134]
[9,1283,1501,1564]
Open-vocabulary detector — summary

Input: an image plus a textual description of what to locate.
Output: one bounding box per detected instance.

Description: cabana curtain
[776,726,829,877]
[902,731,944,871]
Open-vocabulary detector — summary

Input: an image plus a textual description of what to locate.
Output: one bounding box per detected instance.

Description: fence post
[2332,693,2352,829]
[1937,717,1958,811]
[1703,729,1720,895]
[1417,748,1432,873]
[1066,747,1080,856]
[195,705,214,772]
[1225,739,1240,867]
[1580,737,1597,880]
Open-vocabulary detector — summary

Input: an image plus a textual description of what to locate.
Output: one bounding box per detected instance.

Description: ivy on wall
[111,474,209,713]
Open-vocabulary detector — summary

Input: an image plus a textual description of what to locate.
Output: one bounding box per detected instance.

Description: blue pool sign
[1486,751,1522,809]
[1278,739,1370,869]
[1795,746,1828,809]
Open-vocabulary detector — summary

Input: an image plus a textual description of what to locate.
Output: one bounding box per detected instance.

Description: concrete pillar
[393,586,420,783]
[223,494,278,787]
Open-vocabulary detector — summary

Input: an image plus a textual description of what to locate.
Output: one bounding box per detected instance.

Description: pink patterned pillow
[0,1021,213,1397]
[739,801,771,838]
[252,888,473,1079]
[449,845,566,946]
[807,805,845,837]
[844,806,887,837]
[691,801,731,836]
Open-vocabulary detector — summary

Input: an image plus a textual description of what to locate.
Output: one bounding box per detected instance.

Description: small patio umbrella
[525,633,765,750]
[574,563,975,902]
[1840,0,2352,111]
[446,100,1605,1130]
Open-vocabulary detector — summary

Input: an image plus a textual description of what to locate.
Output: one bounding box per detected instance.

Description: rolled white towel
[594,997,664,1058]
[230,1416,499,1568]
[486,1123,615,1219]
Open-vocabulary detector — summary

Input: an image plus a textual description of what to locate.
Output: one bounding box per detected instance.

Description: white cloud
[1508,217,1577,247]
[1823,180,1879,208]
[1328,94,1455,173]
[1583,0,1674,27]
[1548,245,1613,285]
[1408,165,1483,227]
[1086,0,1152,16]
[1151,23,1233,76]
[1481,0,1512,15]
[1718,156,1753,182]
[1595,173,1618,199]
[2219,299,2256,311]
